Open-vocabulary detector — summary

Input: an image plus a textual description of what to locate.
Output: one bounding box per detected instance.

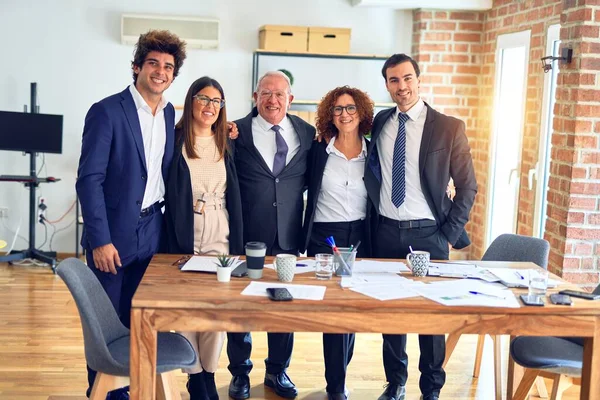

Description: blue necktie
[391,113,410,208]
[271,125,288,176]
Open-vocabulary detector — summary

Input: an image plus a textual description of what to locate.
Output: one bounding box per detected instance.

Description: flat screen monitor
[0,110,63,154]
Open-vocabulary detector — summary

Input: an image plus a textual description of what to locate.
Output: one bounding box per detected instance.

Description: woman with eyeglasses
[301,86,374,400]
[164,76,243,400]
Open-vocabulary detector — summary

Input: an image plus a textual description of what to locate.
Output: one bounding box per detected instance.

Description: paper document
[428,262,498,282]
[241,281,326,300]
[181,256,243,273]
[415,280,520,308]
[486,268,560,288]
[265,260,317,274]
[349,280,423,301]
[352,259,410,273]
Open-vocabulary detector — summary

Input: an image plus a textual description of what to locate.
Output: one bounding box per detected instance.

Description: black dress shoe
[228,374,250,400]
[377,383,406,400]
[327,393,347,400]
[421,395,440,400]
[106,388,129,400]
[264,371,298,398]
[202,371,219,400]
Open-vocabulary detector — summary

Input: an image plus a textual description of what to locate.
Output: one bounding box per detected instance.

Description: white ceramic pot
[216,266,233,282]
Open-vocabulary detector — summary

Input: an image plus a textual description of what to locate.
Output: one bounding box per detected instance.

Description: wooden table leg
[130,308,158,400]
[580,316,600,400]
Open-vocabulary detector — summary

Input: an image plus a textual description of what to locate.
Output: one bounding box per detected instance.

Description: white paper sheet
[415,280,520,308]
[264,260,318,274]
[428,262,498,282]
[486,268,560,288]
[352,259,410,273]
[241,281,326,300]
[181,256,243,273]
[349,281,423,301]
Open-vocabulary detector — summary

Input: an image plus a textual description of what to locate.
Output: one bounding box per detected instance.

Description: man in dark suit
[364,54,477,400]
[227,71,315,399]
[76,30,186,399]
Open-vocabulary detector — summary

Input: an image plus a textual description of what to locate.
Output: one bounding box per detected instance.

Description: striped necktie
[391,112,410,208]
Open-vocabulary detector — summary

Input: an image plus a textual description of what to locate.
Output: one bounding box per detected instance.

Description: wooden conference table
[130,254,600,399]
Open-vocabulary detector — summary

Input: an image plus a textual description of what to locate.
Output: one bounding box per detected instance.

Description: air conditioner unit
[121,14,220,50]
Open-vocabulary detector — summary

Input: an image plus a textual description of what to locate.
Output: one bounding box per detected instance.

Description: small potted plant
[215,254,234,282]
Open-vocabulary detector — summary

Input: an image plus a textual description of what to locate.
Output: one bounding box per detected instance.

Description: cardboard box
[259,25,308,52]
[308,27,351,54]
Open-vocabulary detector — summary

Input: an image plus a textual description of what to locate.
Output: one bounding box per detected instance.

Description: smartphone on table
[520,294,545,306]
[549,293,572,305]
[558,289,600,300]
[266,287,293,301]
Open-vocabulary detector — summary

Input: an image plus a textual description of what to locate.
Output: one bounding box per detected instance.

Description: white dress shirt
[251,114,300,172]
[314,136,368,223]
[129,84,167,209]
[378,98,436,221]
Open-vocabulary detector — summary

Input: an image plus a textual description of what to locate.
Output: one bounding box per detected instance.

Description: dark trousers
[308,220,364,394]
[227,237,295,376]
[85,210,163,397]
[373,218,448,396]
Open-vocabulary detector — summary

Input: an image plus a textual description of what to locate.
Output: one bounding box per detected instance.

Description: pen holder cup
[334,247,356,277]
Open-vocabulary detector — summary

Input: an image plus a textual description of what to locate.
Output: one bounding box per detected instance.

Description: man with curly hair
[364,54,477,400]
[76,30,186,399]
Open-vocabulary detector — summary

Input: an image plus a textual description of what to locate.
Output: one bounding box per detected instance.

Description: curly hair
[131,30,187,83]
[315,86,374,142]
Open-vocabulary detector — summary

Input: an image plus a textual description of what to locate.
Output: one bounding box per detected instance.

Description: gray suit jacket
[234,108,315,252]
[364,102,477,249]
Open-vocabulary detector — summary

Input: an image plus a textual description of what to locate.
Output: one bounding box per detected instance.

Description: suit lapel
[238,109,272,175]
[162,104,175,178]
[120,88,147,172]
[419,103,435,175]
[284,114,311,172]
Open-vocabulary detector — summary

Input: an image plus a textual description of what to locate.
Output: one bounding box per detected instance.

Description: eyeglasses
[258,90,288,100]
[332,105,357,116]
[193,94,225,109]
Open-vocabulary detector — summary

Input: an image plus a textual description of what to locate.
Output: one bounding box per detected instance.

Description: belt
[140,200,165,217]
[380,216,437,229]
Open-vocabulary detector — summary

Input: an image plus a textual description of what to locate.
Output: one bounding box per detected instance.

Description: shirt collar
[392,97,425,122]
[326,136,367,159]
[129,84,167,113]
[255,113,291,133]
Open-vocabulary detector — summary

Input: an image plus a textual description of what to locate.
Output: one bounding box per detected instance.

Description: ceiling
[350,0,493,10]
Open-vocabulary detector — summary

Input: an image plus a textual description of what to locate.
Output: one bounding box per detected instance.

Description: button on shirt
[378,98,436,221]
[314,136,368,223]
[129,84,167,209]
[252,114,300,173]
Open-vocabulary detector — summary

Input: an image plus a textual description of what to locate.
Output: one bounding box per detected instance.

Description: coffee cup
[407,250,430,277]
[245,241,266,279]
[274,254,296,282]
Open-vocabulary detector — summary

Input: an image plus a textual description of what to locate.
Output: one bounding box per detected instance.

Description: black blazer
[163,131,243,255]
[234,108,315,251]
[301,139,372,256]
[364,102,477,249]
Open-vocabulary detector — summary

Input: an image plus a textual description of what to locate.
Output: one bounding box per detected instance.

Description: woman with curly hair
[301,86,374,400]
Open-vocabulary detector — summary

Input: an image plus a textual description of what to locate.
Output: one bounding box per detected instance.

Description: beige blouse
[183,135,227,204]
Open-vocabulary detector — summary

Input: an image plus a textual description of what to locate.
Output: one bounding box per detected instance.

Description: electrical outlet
[0,207,8,218]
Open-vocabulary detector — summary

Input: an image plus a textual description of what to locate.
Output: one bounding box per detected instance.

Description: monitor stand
[0,151,57,273]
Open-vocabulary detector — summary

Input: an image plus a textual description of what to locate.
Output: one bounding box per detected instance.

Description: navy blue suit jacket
[76,87,175,260]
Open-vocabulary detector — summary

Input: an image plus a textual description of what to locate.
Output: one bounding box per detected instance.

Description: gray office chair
[509,336,583,400]
[443,234,550,400]
[57,257,196,400]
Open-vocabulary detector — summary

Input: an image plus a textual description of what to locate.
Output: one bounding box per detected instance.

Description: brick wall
[412,10,485,258]
[546,0,600,289]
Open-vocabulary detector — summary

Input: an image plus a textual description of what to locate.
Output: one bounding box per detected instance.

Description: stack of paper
[485,268,560,288]
[181,256,244,273]
[414,280,520,308]
[428,262,498,282]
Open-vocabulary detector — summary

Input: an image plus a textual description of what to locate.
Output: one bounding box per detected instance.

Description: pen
[514,271,525,280]
[296,263,308,267]
[469,291,505,299]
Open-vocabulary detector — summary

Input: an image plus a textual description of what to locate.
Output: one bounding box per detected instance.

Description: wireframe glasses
[258,90,287,100]
[332,105,357,116]
[193,94,225,109]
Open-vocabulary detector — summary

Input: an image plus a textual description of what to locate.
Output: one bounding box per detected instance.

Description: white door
[486,30,531,246]
[531,24,561,239]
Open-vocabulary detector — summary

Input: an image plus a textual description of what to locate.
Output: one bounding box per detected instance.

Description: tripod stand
[0,83,59,272]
